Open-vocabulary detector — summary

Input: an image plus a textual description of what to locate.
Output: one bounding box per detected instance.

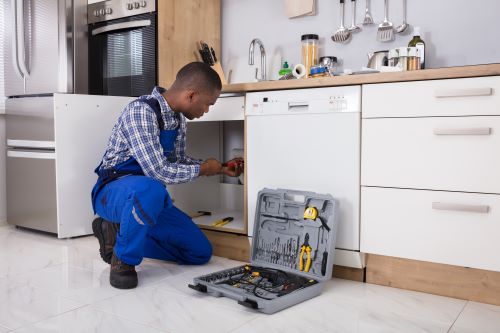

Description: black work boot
[92,217,119,264]
[110,253,138,289]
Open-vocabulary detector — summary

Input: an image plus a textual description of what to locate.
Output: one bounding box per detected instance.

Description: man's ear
[186,89,197,103]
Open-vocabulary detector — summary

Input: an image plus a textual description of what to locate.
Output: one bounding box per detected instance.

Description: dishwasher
[246,86,361,256]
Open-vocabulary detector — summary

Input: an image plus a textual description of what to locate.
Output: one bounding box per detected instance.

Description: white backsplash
[222,0,500,83]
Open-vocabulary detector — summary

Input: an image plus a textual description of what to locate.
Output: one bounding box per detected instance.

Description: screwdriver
[211,217,234,227]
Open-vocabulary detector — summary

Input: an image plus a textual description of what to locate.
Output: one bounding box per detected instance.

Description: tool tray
[189,188,338,314]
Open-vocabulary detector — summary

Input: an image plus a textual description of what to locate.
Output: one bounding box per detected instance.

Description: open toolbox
[188,188,338,314]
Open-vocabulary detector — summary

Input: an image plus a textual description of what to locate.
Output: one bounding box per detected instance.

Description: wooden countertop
[222,64,500,93]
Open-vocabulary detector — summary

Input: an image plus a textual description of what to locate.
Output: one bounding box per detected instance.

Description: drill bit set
[189,188,338,314]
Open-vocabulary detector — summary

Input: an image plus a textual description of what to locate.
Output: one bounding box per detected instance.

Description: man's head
[165,62,222,120]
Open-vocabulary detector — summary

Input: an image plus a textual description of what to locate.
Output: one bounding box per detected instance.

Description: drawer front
[363,76,500,118]
[360,187,500,271]
[361,116,500,194]
[189,95,244,122]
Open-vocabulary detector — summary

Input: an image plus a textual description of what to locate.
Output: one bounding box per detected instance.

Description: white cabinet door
[363,76,500,118]
[54,94,133,238]
[188,95,244,122]
[361,116,500,194]
[361,186,500,271]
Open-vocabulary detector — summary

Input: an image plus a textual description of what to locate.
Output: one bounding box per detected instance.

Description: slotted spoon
[377,0,394,42]
[332,0,351,43]
[362,0,373,25]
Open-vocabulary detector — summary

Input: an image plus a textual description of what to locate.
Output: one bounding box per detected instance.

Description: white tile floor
[0,224,499,333]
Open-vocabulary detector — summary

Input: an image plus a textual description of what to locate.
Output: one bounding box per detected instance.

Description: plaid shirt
[99,87,202,185]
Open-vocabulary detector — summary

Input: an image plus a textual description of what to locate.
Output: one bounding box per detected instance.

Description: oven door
[89,12,157,97]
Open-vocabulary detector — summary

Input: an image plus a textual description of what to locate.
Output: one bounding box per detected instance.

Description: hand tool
[321,251,328,276]
[211,216,234,227]
[303,206,318,220]
[299,233,312,272]
[189,211,212,219]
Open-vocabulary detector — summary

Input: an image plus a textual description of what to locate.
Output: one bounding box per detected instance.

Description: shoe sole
[110,274,138,289]
[92,218,112,264]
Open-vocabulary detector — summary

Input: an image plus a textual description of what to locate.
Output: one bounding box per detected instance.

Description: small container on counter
[388,48,399,67]
[407,47,421,71]
[309,65,329,78]
[397,47,409,71]
[319,56,338,76]
[301,34,319,78]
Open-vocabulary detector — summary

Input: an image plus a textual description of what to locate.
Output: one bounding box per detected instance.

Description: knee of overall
[192,235,213,265]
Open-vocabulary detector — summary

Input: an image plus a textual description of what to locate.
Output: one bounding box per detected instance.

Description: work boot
[110,253,138,289]
[92,217,119,264]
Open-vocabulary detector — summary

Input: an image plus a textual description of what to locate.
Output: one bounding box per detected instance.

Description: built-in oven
[88,0,157,97]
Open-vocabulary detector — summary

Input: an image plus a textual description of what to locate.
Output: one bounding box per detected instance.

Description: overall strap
[137,97,165,131]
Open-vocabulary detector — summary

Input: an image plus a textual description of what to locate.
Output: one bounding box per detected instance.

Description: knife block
[211,61,227,85]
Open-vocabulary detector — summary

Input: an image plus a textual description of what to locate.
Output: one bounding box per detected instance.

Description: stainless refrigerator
[4,0,88,236]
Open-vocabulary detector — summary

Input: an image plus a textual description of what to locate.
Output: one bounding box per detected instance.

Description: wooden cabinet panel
[158,0,221,88]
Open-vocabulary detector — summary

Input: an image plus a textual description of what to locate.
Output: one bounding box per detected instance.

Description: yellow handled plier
[299,233,312,272]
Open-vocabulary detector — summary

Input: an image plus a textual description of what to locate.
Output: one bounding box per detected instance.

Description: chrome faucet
[248,38,266,81]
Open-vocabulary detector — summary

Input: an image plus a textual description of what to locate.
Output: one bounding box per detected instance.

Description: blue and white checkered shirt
[99,87,202,185]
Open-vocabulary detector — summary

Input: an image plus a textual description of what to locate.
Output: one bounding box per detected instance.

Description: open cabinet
[167,94,247,236]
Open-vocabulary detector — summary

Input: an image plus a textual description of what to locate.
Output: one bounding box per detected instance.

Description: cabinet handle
[433,127,492,136]
[434,88,493,98]
[432,202,490,214]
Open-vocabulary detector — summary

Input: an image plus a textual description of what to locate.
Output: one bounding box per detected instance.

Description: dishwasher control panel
[245,86,361,116]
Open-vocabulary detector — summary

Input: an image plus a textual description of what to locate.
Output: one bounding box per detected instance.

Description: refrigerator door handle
[7,150,56,160]
[16,0,30,77]
[7,139,56,149]
[11,0,24,78]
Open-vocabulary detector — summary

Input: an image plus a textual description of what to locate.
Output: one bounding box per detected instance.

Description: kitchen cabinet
[158,0,221,88]
[167,94,247,235]
[360,76,500,271]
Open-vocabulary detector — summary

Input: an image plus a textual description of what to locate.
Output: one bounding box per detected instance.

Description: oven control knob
[99,8,105,16]
[134,2,140,9]
[140,1,147,7]
[105,7,112,14]
[93,9,100,17]
[127,3,133,10]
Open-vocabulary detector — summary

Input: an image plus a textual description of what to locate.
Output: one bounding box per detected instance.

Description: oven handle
[91,20,151,36]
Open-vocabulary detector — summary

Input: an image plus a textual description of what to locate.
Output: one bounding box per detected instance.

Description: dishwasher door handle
[288,102,309,110]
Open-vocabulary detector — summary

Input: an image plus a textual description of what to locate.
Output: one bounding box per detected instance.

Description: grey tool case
[188,188,338,314]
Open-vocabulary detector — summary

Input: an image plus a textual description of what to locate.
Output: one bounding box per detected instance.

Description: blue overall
[91,98,212,266]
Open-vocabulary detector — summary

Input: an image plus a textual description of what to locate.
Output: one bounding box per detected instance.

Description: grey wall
[222,0,500,82]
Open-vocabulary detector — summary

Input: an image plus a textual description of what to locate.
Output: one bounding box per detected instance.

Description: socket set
[189,188,338,314]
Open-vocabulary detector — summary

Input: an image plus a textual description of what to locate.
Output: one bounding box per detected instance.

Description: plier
[299,233,312,272]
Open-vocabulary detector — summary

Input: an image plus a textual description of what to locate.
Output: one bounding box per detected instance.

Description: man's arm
[123,105,203,184]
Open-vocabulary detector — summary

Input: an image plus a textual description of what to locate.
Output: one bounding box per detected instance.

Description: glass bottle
[408,27,426,69]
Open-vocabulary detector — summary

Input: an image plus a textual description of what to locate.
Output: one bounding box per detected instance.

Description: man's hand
[222,158,244,177]
[199,158,222,176]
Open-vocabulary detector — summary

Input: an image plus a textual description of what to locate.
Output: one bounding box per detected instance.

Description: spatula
[332,0,351,43]
[377,0,394,42]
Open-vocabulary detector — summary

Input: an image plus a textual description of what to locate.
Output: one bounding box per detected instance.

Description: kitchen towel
[285,0,315,19]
